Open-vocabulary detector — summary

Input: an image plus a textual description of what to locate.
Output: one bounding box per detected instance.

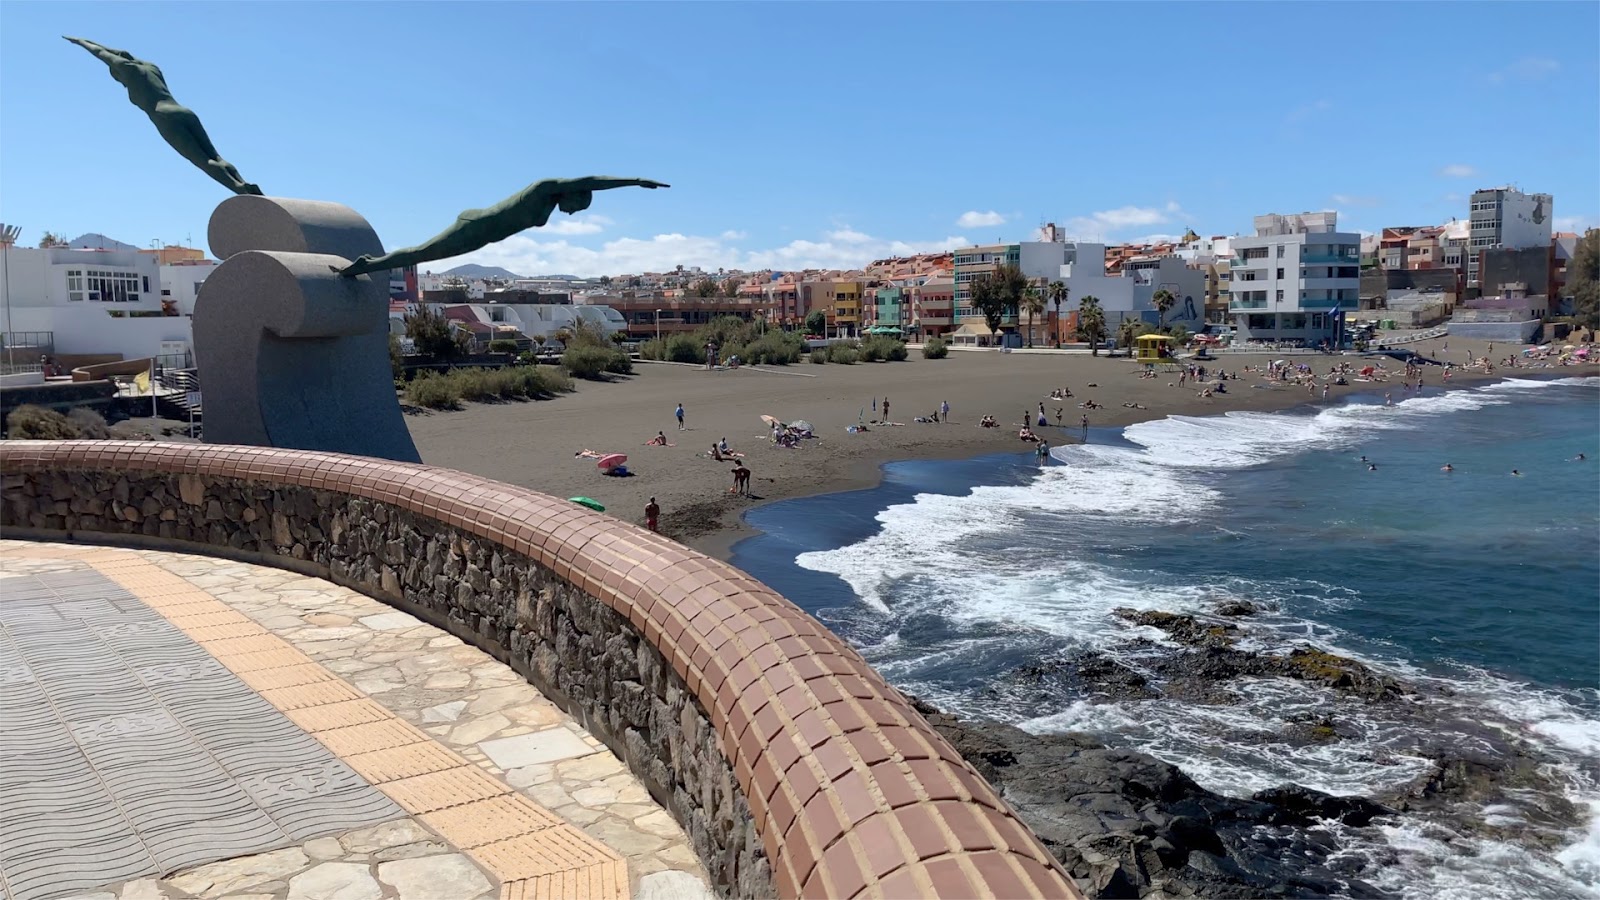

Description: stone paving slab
[1,542,713,900]
[0,567,405,900]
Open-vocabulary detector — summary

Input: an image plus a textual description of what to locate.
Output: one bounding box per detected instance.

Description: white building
[1467,187,1552,287]
[1229,212,1360,344]
[159,260,220,317]
[1,244,193,363]
[387,302,627,347]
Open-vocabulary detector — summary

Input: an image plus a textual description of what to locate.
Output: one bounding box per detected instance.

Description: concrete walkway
[0,541,712,900]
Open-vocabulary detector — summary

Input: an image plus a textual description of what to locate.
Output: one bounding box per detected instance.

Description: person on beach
[732,462,751,495]
[1322,384,1330,400]
[675,403,685,430]
[1055,407,1064,426]
[718,436,731,456]
[1037,439,1050,462]
[1080,414,1089,439]
[881,397,890,423]
[648,431,669,446]
[645,497,660,531]
[1384,392,1394,407]
[940,399,950,422]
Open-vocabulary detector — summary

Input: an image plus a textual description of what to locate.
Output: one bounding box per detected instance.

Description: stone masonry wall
[2,468,769,897]
[1,442,1080,900]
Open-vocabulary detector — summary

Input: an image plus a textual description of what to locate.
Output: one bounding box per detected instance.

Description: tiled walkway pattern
[0,542,711,900]
[0,567,403,900]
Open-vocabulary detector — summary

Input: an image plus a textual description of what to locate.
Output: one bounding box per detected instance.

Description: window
[66,269,85,301]
[1276,245,1285,258]
[1312,314,1327,330]
[1276,268,1284,279]
[1276,290,1285,301]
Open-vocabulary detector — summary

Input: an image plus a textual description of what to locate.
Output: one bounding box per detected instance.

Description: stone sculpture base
[194,196,420,463]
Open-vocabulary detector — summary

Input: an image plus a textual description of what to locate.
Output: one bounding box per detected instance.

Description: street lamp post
[655,309,663,344]
[1,223,20,369]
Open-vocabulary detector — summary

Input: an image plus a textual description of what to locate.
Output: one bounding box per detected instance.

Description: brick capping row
[0,441,1080,900]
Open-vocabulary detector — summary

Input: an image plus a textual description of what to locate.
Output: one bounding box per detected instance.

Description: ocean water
[731,376,1600,900]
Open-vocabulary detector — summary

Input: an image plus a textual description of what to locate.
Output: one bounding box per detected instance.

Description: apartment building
[1467,187,1552,287]
[1229,212,1360,344]
[912,275,954,339]
[0,242,191,363]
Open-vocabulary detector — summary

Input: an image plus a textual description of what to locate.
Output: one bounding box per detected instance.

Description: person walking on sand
[675,402,685,430]
[940,399,950,423]
[645,497,660,532]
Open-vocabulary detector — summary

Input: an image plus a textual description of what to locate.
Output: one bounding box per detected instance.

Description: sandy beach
[407,334,1588,558]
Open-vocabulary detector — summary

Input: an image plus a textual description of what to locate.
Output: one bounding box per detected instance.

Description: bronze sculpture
[65,36,261,196]
[336,177,668,277]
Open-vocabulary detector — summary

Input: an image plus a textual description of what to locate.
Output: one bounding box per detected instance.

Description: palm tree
[1047,281,1068,347]
[1022,285,1046,348]
[1077,296,1107,356]
[1152,289,1176,330]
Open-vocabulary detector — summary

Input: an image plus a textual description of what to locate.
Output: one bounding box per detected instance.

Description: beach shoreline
[404,334,1595,563]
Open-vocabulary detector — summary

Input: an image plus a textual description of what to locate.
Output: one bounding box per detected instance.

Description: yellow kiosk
[1133,332,1178,364]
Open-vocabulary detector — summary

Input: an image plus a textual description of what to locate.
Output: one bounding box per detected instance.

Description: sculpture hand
[336,255,377,274]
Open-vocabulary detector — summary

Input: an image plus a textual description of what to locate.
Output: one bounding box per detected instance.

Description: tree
[1118,317,1152,349]
[691,278,718,299]
[970,276,1007,346]
[1047,281,1068,347]
[992,263,1029,335]
[1570,228,1600,331]
[37,231,68,249]
[1077,296,1107,356]
[721,278,741,299]
[404,305,465,360]
[599,275,613,287]
[1152,289,1176,329]
[1023,285,1046,348]
[805,310,828,337]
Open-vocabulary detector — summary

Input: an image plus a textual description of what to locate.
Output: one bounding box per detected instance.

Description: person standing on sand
[1080,414,1089,440]
[645,497,660,531]
[732,462,751,496]
[940,400,950,423]
[881,397,890,423]
[675,403,685,430]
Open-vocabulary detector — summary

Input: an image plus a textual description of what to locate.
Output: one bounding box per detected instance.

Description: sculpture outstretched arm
[338,177,668,277]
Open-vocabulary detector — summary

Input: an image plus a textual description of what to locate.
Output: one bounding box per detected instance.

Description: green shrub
[389,333,405,379]
[742,332,803,365]
[488,339,519,354]
[857,336,908,362]
[826,344,858,364]
[809,348,827,364]
[403,372,463,409]
[922,337,949,359]
[563,344,630,379]
[525,366,574,395]
[66,408,111,438]
[5,405,80,439]
[638,338,666,361]
[665,334,704,364]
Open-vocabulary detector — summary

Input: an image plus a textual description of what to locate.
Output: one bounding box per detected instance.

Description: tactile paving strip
[0,566,405,900]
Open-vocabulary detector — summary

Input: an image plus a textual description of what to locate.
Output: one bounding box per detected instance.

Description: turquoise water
[732,376,1600,899]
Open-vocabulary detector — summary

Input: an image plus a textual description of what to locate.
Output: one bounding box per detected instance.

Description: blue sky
[3,2,1596,275]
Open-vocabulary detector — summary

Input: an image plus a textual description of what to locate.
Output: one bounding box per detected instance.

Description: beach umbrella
[568,497,605,512]
[790,419,814,434]
[596,453,627,472]
[760,415,782,427]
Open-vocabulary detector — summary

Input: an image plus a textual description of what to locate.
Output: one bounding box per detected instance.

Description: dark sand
[409,335,1574,559]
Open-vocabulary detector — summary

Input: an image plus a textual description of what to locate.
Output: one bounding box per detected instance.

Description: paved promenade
[0,541,711,900]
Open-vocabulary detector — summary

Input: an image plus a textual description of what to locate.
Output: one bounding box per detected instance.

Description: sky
[3,2,1597,276]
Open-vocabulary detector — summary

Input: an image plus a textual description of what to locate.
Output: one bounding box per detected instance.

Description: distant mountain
[442,264,523,279]
[69,233,138,251]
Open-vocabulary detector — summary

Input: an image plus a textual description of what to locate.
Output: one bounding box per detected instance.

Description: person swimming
[1511,469,1522,476]
[1368,464,1378,471]
[1441,463,1454,472]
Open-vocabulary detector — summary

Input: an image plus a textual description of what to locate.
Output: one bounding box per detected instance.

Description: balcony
[1230,299,1268,310]
[1300,253,1360,265]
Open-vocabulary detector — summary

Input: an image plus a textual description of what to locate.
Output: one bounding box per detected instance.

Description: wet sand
[408,335,1582,559]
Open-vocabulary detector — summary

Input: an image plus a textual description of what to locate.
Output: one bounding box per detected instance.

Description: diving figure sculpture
[336,177,669,277]
[65,36,261,195]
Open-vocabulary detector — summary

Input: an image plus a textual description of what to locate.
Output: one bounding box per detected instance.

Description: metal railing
[0,331,56,362]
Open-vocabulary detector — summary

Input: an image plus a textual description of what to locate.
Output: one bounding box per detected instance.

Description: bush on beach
[922,337,949,359]
[402,366,573,410]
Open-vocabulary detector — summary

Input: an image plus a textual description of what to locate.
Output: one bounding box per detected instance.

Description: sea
[730,375,1600,900]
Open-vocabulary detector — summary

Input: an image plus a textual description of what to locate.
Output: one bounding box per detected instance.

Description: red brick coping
[0,441,1080,899]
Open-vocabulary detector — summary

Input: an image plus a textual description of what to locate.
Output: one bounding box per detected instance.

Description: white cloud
[1554,215,1598,234]
[1331,194,1380,207]
[1488,57,1559,84]
[720,230,747,241]
[956,210,1008,228]
[1061,204,1186,241]
[427,227,972,277]
[536,214,613,236]
[1439,164,1478,178]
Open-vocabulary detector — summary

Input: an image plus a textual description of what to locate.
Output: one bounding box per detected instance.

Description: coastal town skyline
[3,2,1596,276]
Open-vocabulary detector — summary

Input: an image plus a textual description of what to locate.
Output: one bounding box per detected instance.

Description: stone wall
[1,441,1079,900]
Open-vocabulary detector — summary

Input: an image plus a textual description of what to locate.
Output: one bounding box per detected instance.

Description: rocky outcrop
[1113,609,1407,702]
[913,698,1397,899]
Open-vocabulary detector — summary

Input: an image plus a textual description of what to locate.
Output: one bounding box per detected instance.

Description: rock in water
[910,697,1396,899]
